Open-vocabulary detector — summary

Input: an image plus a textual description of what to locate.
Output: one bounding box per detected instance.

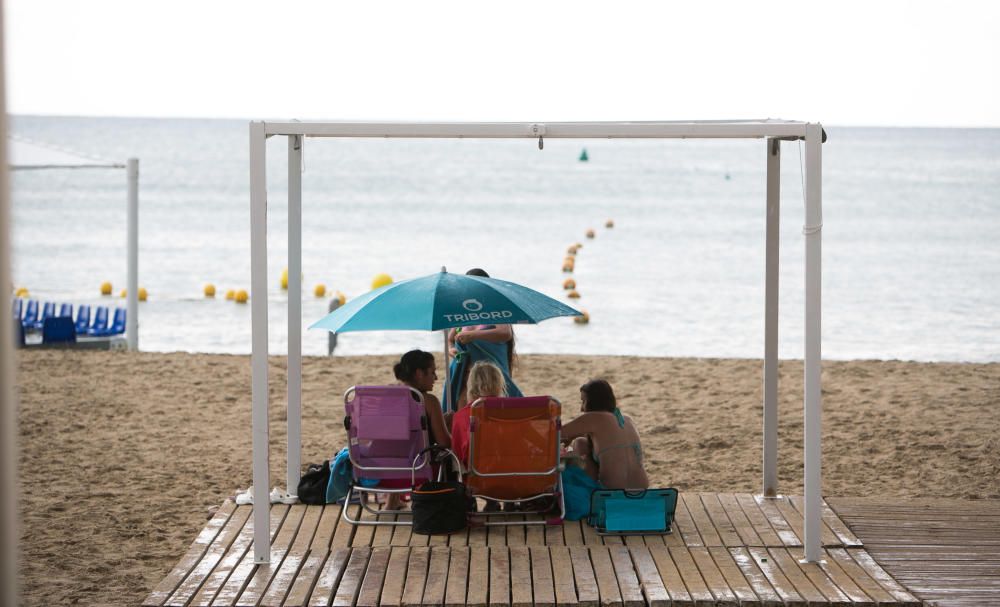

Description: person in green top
[562,379,649,490]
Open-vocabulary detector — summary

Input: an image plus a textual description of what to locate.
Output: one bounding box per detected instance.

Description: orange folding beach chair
[466,396,565,525]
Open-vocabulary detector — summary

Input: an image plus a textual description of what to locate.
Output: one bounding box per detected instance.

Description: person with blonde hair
[450,361,507,465]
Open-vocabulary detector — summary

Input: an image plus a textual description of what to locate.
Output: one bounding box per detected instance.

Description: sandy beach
[14,350,1000,606]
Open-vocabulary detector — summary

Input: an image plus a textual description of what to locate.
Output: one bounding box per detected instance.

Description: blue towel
[561,465,602,521]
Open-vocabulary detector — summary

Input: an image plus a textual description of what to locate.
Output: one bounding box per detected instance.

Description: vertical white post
[249,122,271,563]
[287,135,302,498]
[802,123,823,562]
[0,13,21,599]
[762,139,780,497]
[126,158,139,351]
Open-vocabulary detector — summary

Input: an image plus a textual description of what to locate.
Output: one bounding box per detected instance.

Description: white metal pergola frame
[248,119,824,563]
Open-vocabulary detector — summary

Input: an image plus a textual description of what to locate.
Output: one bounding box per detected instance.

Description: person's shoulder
[425,392,442,408]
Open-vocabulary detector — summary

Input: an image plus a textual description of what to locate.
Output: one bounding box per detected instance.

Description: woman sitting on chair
[562,379,649,490]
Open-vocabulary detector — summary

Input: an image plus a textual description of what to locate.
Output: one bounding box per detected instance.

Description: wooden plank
[563,520,585,546]
[235,504,308,607]
[623,534,646,550]
[753,496,802,547]
[350,503,378,547]
[390,518,414,547]
[444,547,470,607]
[509,546,533,607]
[166,503,249,607]
[699,493,743,547]
[706,546,761,606]
[545,520,565,546]
[211,504,291,607]
[330,505,358,549]
[467,547,489,607]
[716,493,764,547]
[525,520,546,545]
[488,547,510,607]
[487,521,508,546]
[332,546,372,607]
[688,546,738,606]
[379,547,410,607]
[790,495,860,547]
[774,547,851,606]
[568,546,600,607]
[530,547,556,607]
[307,547,352,607]
[549,546,579,607]
[727,547,783,606]
[145,501,236,606]
[601,532,623,545]
[579,518,602,546]
[848,548,921,604]
[735,493,784,547]
[371,513,397,546]
[355,546,391,607]
[646,544,691,605]
[429,530,450,547]
[588,547,622,606]
[467,521,488,547]
[284,505,343,607]
[825,548,898,605]
[608,545,644,607]
[400,546,430,606]
[814,549,877,606]
[673,492,704,546]
[259,505,323,607]
[666,547,715,606]
[627,546,669,607]
[764,547,826,604]
[422,546,451,605]
[745,547,805,606]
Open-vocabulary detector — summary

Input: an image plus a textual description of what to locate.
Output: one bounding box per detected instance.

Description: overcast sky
[6,0,1000,126]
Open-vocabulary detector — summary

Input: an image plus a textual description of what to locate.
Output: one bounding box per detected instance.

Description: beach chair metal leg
[342,486,415,527]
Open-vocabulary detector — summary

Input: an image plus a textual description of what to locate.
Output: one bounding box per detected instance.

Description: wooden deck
[143,492,930,606]
[829,497,1000,607]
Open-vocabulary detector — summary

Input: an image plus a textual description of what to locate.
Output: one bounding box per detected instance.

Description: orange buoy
[574,310,590,324]
[585,229,595,239]
[567,290,581,299]
[563,278,576,290]
[605,219,614,228]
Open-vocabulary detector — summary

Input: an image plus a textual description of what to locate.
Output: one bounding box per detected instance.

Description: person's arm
[561,412,602,444]
[455,324,513,345]
[425,394,451,448]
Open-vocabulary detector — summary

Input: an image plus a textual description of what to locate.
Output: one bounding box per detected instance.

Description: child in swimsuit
[561,379,649,490]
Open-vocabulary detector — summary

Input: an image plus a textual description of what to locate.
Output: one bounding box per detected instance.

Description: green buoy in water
[579,148,589,162]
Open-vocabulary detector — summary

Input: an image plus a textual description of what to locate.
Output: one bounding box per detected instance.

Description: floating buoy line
[558,219,616,325]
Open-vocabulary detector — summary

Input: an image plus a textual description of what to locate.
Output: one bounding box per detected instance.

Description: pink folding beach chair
[342,385,433,526]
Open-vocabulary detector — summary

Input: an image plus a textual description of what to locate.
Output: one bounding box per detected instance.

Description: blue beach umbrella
[309,269,582,333]
[309,269,582,410]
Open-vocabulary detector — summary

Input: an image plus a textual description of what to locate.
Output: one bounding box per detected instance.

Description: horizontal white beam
[262,120,811,140]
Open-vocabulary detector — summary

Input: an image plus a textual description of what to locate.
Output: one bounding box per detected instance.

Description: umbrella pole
[443,330,450,412]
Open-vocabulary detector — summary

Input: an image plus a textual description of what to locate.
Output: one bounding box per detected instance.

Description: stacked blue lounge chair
[92,308,125,337]
[87,306,109,336]
[31,302,56,330]
[74,305,91,335]
[11,298,22,322]
[58,303,73,318]
[21,299,38,330]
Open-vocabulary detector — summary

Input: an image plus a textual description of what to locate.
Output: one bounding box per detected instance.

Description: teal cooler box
[588,488,679,535]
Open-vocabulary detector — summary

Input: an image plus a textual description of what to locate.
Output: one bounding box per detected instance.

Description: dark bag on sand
[297,461,331,505]
[411,447,468,535]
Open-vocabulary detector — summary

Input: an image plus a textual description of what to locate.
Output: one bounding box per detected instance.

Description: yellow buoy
[235,289,249,304]
[605,219,614,228]
[225,289,235,301]
[14,287,29,298]
[314,284,326,297]
[585,229,595,239]
[337,291,347,306]
[138,287,148,302]
[101,281,113,296]
[119,289,127,298]
[204,284,216,297]
[574,310,590,324]
[371,273,393,290]
[567,290,581,299]
[280,268,289,290]
[563,278,576,290]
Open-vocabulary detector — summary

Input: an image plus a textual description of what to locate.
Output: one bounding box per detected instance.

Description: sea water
[10,116,1000,362]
